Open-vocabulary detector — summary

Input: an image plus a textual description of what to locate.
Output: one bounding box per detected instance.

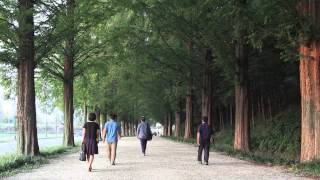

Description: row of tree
[0,0,319,164]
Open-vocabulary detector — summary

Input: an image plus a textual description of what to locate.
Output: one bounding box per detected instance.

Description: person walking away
[197,116,213,165]
[102,113,121,165]
[82,113,100,172]
[137,116,151,156]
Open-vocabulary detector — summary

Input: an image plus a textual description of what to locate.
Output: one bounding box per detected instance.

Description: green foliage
[0,144,79,177]
[0,155,45,177]
[251,108,300,159]
[295,162,320,177]
[211,108,301,163]
[163,136,196,144]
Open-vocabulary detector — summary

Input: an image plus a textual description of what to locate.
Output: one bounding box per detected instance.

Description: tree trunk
[101,113,106,130]
[16,0,39,155]
[83,101,87,123]
[233,33,250,151]
[168,113,172,136]
[299,0,320,163]
[184,79,193,139]
[123,122,127,136]
[163,115,168,136]
[63,66,74,146]
[130,122,133,136]
[131,123,135,136]
[121,121,124,136]
[300,42,320,162]
[230,104,233,128]
[129,123,132,136]
[95,107,100,127]
[126,122,129,136]
[201,49,213,126]
[175,98,182,137]
[63,0,75,147]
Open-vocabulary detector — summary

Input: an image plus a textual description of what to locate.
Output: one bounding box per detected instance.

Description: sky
[0,86,16,119]
[0,85,65,128]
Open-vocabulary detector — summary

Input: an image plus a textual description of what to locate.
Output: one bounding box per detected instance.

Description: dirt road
[6,137,309,180]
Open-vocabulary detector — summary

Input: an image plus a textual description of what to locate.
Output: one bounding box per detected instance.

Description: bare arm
[117,131,121,140]
[102,128,106,142]
[97,130,100,141]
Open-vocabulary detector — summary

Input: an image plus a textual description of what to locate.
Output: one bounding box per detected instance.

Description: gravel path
[6,137,310,180]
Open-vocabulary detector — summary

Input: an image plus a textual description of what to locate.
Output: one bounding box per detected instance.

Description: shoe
[198,161,202,164]
[204,162,208,165]
[111,162,115,166]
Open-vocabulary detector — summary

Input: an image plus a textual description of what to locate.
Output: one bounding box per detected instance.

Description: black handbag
[146,123,153,141]
[79,143,86,161]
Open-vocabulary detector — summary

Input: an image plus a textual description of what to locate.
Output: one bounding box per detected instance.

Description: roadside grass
[163,108,320,178]
[163,136,319,177]
[0,143,80,178]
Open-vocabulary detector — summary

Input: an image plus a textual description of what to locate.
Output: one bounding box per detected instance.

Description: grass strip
[0,143,80,177]
[162,136,320,178]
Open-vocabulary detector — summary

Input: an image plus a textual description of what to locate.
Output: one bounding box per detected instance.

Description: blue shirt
[104,119,121,143]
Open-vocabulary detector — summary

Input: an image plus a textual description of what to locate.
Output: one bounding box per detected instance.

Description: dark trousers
[198,143,210,163]
[140,139,148,154]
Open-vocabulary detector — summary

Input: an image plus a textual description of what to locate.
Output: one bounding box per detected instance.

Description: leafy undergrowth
[0,144,79,177]
[163,108,320,177]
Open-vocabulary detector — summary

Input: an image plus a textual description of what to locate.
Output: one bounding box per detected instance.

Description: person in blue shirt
[102,113,121,165]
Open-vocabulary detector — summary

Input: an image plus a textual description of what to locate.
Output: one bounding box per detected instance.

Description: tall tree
[63,0,75,146]
[16,0,39,155]
[201,49,213,125]
[299,0,320,163]
[184,75,193,139]
[233,0,250,151]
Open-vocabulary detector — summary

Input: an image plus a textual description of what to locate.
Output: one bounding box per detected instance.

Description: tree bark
[63,0,75,147]
[201,49,213,126]
[128,123,132,136]
[230,104,233,128]
[83,101,87,123]
[16,0,39,156]
[175,97,182,137]
[168,113,172,136]
[300,42,320,162]
[121,121,124,136]
[125,122,129,136]
[184,79,193,139]
[163,115,168,136]
[299,0,320,163]
[95,107,100,127]
[63,61,74,146]
[101,113,106,130]
[233,33,250,151]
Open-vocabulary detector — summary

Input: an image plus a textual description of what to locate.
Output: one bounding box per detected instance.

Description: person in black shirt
[82,113,100,172]
[197,116,213,165]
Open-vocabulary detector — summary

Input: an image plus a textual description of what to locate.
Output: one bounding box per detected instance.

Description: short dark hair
[110,112,117,120]
[141,116,145,121]
[88,113,96,121]
[202,116,208,123]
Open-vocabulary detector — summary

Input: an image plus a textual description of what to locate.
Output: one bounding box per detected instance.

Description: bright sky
[0,85,65,127]
[0,86,16,117]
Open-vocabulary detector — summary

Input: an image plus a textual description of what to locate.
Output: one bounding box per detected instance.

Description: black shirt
[197,123,212,144]
[83,122,100,140]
